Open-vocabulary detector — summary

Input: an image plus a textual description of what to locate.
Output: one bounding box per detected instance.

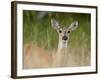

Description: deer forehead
[57,27,68,33]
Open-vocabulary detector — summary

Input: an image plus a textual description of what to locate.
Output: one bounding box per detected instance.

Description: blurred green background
[23,10,91,52]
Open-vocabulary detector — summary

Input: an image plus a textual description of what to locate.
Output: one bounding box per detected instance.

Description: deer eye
[59,30,62,33]
[67,31,70,33]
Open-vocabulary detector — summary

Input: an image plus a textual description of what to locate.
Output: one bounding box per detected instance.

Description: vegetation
[23,10,91,52]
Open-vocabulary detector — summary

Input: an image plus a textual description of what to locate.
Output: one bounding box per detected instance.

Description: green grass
[23,10,91,52]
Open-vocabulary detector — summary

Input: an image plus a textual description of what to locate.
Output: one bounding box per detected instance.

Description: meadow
[23,10,91,68]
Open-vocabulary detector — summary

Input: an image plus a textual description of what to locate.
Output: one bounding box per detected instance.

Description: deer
[51,19,78,67]
[23,19,78,69]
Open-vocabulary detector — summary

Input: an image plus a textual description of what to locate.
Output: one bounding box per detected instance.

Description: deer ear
[68,21,78,31]
[51,19,60,30]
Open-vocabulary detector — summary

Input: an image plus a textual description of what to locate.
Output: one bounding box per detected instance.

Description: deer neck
[53,37,68,67]
[57,37,68,53]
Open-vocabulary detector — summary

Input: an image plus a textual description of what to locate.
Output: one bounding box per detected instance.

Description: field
[23,10,91,69]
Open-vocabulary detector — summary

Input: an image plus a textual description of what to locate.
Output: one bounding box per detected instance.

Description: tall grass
[23,11,91,67]
[23,10,91,52]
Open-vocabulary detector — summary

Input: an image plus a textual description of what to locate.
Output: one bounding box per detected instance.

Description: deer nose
[62,36,68,40]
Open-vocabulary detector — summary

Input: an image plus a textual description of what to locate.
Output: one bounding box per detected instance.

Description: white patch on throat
[58,40,68,49]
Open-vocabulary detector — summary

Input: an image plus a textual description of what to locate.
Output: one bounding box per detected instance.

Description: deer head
[51,19,78,48]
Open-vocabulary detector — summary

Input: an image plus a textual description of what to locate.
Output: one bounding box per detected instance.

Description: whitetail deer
[51,19,78,67]
[24,19,78,69]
